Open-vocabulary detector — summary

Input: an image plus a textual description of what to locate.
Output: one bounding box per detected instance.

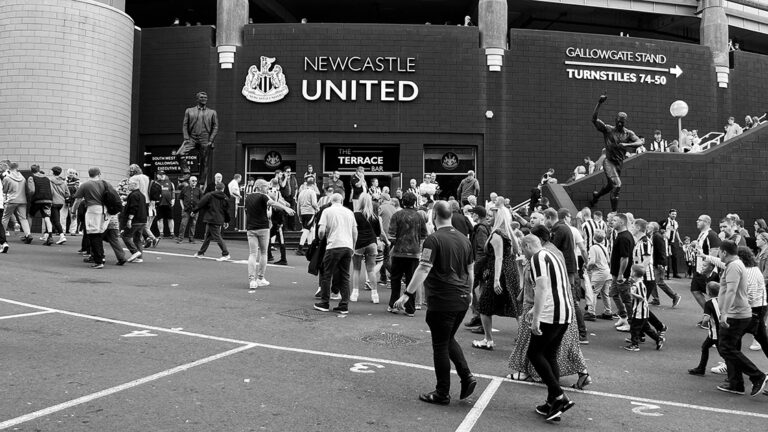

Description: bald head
[330,193,344,204]
[433,200,452,222]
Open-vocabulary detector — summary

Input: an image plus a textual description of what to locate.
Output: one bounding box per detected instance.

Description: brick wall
[0,0,134,183]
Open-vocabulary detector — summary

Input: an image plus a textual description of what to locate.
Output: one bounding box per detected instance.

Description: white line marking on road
[1,297,767,420]
[139,250,295,269]
[455,378,502,432]
[0,344,256,431]
[631,401,663,417]
[0,310,55,320]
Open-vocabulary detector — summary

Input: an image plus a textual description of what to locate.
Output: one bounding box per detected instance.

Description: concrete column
[699,0,729,88]
[216,0,249,69]
[478,0,507,72]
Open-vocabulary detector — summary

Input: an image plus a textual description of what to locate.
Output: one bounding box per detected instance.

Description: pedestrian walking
[193,182,231,261]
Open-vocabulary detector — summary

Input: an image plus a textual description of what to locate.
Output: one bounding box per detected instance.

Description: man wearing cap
[464,205,491,329]
[588,94,644,212]
[649,130,668,152]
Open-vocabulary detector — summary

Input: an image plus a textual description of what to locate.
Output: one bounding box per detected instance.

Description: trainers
[56,235,67,245]
[616,324,630,332]
[656,335,665,351]
[546,395,575,421]
[711,362,728,374]
[330,293,341,300]
[193,252,203,258]
[649,299,661,306]
[313,302,330,312]
[133,258,143,263]
[249,280,258,290]
[584,312,597,322]
[750,340,762,351]
[90,263,104,269]
[599,312,614,320]
[127,251,142,263]
[614,317,628,327]
[688,367,705,376]
[623,344,640,352]
[716,383,745,395]
[1,243,8,253]
[314,287,322,298]
[579,337,589,345]
[672,295,682,308]
[371,291,380,304]
[751,374,767,397]
[152,238,161,248]
[257,278,270,287]
[216,255,231,262]
[350,289,359,302]
[464,316,482,327]
[23,235,33,244]
[387,306,399,314]
[274,260,288,265]
[332,304,349,314]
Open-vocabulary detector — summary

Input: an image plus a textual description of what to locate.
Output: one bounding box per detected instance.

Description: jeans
[609,280,632,319]
[102,228,126,262]
[717,317,765,389]
[652,265,678,301]
[50,204,64,234]
[586,271,611,314]
[179,211,198,240]
[425,309,472,396]
[745,306,768,359]
[122,223,145,256]
[247,228,270,280]
[319,247,353,304]
[198,224,229,256]
[389,256,419,314]
[527,322,568,401]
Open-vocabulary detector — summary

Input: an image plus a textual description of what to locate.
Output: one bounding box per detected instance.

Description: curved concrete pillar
[479,0,508,72]
[0,0,134,183]
[699,0,729,88]
[216,0,249,69]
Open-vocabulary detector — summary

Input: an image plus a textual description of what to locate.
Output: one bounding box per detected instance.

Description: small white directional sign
[122,330,158,337]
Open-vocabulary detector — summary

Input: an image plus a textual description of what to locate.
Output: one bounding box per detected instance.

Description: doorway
[423,146,477,201]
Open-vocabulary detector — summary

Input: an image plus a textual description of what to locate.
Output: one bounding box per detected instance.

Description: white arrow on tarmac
[564,61,683,77]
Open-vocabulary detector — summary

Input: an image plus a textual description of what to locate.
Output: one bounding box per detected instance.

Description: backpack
[149,180,163,202]
[101,181,123,215]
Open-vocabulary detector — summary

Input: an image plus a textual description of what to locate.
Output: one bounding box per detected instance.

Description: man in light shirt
[314,193,357,314]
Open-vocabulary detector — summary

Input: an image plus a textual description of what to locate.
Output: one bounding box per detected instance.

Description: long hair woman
[350,193,386,304]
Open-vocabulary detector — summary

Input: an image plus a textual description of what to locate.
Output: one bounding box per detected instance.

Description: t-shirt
[157,178,175,207]
[587,243,610,276]
[245,193,270,230]
[550,222,576,274]
[319,203,357,250]
[593,119,640,167]
[389,208,428,258]
[421,226,474,312]
[297,188,318,215]
[696,229,721,274]
[570,226,585,264]
[354,212,381,249]
[631,280,649,319]
[530,248,572,324]
[632,235,654,281]
[610,230,635,279]
[73,179,107,207]
[450,212,472,236]
[350,175,365,200]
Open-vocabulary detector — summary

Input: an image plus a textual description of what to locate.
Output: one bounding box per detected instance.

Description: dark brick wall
[558,122,768,240]
[135,25,768,212]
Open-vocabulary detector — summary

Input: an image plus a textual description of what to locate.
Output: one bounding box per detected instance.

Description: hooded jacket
[194,191,231,225]
[27,173,53,204]
[2,171,27,204]
[48,175,70,206]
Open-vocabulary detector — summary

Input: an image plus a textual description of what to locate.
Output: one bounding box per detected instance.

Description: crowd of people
[3,159,768,422]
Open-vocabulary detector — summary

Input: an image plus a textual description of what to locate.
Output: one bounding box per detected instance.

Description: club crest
[265,151,283,169]
[441,152,459,170]
[242,56,289,103]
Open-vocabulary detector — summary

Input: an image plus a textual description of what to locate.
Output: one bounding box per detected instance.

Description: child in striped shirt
[688,282,721,375]
[624,265,664,352]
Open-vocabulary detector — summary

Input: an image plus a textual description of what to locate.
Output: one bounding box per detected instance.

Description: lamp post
[670,100,689,149]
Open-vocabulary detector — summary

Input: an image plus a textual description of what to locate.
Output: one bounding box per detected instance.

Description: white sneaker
[350,289,359,302]
[249,280,258,290]
[371,291,379,304]
[133,258,143,263]
[711,362,728,374]
[257,278,270,287]
[216,255,231,262]
[56,235,67,245]
[616,324,630,332]
[614,318,628,327]
[330,293,341,300]
[1,243,8,253]
[750,340,762,351]
[193,253,203,258]
[126,251,142,263]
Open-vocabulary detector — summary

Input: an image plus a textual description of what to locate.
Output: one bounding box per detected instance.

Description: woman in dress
[471,206,521,350]
[507,225,591,389]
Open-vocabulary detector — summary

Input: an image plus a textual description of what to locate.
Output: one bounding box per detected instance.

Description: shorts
[29,202,52,218]
[300,214,314,230]
[157,205,173,220]
[691,272,719,293]
[353,242,377,271]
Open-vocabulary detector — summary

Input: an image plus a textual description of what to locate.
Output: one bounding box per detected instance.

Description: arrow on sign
[144,151,152,155]
[564,61,683,77]
[122,330,157,337]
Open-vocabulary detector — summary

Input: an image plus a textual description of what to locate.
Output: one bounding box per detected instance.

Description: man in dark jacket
[465,206,490,329]
[456,171,480,206]
[121,179,148,263]
[449,200,472,237]
[26,164,54,245]
[193,182,231,261]
[178,176,203,243]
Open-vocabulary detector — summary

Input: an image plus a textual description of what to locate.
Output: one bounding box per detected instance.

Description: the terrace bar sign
[324,146,400,172]
[302,56,419,102]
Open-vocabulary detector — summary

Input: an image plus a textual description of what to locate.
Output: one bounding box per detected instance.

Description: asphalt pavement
[1,234,768,431]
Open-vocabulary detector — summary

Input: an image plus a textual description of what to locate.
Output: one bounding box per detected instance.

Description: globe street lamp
[670,100,689,149]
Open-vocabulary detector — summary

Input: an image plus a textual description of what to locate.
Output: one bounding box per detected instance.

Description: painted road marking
[139,250,295,269]
[121,330,157,337]
[350,362,385,374]
[1,297,767,422]
[455,378,503,432]
[0,344,256,431]
[0,310,55,320]
[632,401,663,417]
